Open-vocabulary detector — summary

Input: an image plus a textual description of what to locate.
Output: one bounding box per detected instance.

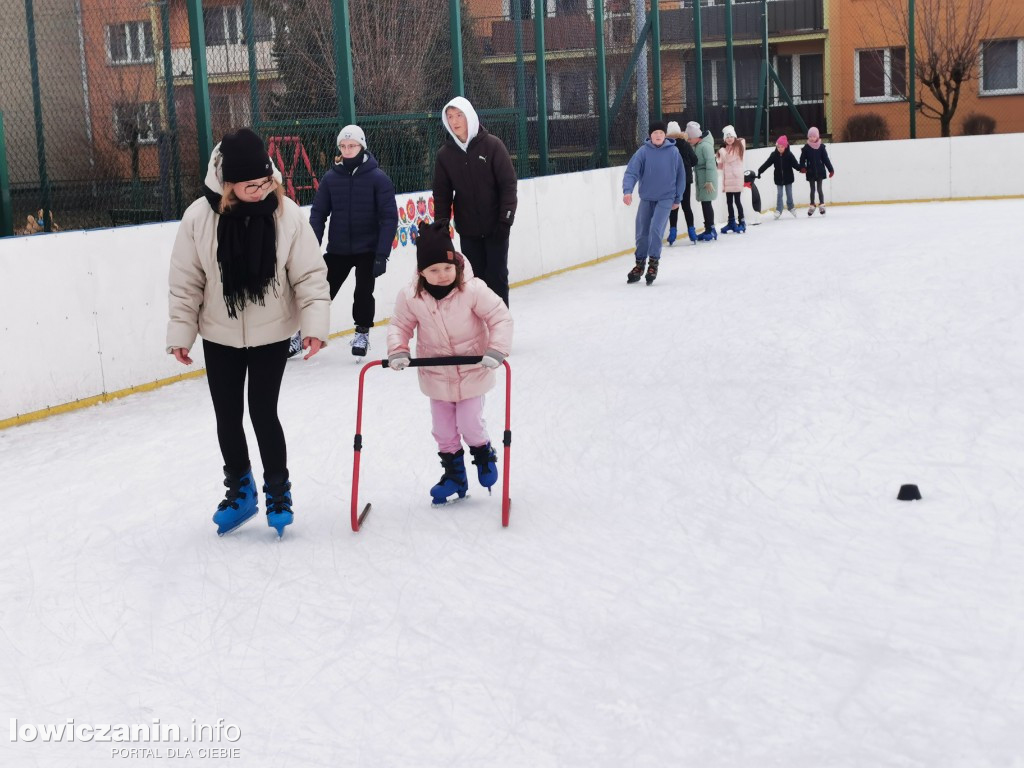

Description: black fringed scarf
[204,185,280,318]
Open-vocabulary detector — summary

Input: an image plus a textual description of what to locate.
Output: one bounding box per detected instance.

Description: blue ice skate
[697,227,718,242]
[430,450,469,506]
[263,473,293,538]
[213,467,259,536]
[469,443,499,493]
[667,226,677,245]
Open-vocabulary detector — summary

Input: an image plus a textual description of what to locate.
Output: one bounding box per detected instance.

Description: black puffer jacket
[309,152,398,257]
[757,147,801,185]
[432,127,518,238]
[675,139,698,186]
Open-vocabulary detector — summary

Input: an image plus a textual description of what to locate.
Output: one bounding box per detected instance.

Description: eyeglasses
[242,179,273,194]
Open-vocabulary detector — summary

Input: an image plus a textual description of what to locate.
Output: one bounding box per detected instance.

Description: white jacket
[166,195,330,352]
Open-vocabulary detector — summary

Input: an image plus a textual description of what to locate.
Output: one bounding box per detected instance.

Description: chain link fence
[1,0,1022,235]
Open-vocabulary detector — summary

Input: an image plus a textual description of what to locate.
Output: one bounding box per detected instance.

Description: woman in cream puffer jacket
[166,128,330,539]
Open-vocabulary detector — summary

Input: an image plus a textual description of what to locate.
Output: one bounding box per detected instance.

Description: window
[735,57,760,104]
[555,0,586,14]
[555,71,591,116]
[113,102,159,145]
[523,71,591,118]
[206,6,241,45]
[205,5,274,45]
[980,39,1024,95]
[106,22,153,64]
[504,0,533,20]
[211,92,253,137]
[855,47,906,102]
[683,58,726,107]
[800,54,824,101]
[773,53,824,104]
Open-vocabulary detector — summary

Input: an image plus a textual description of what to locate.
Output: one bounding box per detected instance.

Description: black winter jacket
[309,152,398,258]
[432,127,518,238]
[757,148,801,185]
[675,139,698,186]
[799,143,835,181]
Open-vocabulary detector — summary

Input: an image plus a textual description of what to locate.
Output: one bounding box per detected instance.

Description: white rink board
[1,134,1022,421]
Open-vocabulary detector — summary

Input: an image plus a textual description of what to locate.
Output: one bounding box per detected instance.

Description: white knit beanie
[685,121,702,139]
[336,124,367,150]
[722,124,737,139]
[666,120,682,136]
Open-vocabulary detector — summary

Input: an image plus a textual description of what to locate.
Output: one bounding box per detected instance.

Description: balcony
[168,40,276,79]
[662,0,825,43]
[484,0,823,57]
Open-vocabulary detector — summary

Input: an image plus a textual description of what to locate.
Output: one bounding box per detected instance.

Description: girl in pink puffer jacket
[716,125,747,233]
[387,222,513,506]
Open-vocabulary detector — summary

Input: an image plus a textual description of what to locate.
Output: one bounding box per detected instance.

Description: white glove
[480,350,505,369]
[388,353,410,371]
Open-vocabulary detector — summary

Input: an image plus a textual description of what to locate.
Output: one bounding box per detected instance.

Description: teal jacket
[693,132,718,202]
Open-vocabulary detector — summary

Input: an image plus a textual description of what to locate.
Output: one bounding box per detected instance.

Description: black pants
[700,200,715,231]
[203,338,290,477]
[458,232,510,307]
[808,179,824,205]
[667,185,695,230]
[325,251,376,329]
[726,192,745,223]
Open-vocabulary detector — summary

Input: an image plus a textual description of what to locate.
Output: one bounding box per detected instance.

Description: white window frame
[105,21,153,65]
[206,5,243,45]
[772,53,824,105]
[113,102,160,145]
[979,38,1024,96]
[854,47,907,103]
[550,70,593,118]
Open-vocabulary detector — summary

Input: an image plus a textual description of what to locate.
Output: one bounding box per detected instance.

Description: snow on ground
[2,199,1024,767]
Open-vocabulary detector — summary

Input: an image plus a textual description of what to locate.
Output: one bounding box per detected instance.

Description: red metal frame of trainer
[351,356,512,532]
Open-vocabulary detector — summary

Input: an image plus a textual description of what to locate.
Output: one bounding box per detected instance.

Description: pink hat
[776,135,789,148]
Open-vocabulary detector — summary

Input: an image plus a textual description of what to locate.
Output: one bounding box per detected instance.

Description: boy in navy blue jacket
[309,125,398,356]
[622,121,686,285]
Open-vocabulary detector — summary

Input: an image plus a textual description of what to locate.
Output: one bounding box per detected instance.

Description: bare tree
[878,0,1006,137]
[257,0,451,116]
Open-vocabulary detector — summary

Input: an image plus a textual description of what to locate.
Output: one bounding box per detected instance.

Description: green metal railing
[1,0,988,235]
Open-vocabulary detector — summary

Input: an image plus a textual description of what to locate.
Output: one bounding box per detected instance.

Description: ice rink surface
[3,199,1024,767]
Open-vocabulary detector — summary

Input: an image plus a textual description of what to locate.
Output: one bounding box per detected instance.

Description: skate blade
[215,508,258,537]
[431,493,470,508]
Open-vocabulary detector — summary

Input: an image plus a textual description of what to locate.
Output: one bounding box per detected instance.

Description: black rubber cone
[897,484,922,501]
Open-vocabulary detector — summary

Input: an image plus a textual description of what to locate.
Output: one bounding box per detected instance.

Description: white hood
[441,96,480,153]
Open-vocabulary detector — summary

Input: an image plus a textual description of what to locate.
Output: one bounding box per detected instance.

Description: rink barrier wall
[1,133,1022,427]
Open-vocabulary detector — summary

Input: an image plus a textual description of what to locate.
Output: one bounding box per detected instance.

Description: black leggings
[808,179,824,204]
[203,338,290,476]
[701,200,715,231]
[726,192,744,222]
[668,186,695,229]
[325,251,376,328]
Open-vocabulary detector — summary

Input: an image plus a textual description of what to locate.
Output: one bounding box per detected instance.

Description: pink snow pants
[430,396,490,453]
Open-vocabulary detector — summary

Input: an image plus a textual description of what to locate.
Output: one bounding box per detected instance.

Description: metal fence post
[185,0,214,164]
[0,111,12,237]
[909,0,916,138]
[332,0,356,124]
[25,0,52,232]
[651,0,662,121]
[693,0,704,127]
[243,0,261,128]
[450,0,465,97]
[534,0,548,175]
[160,0,183,216]
[512,0,529,177]
[725,0,735,127]
[594,0,609,167]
